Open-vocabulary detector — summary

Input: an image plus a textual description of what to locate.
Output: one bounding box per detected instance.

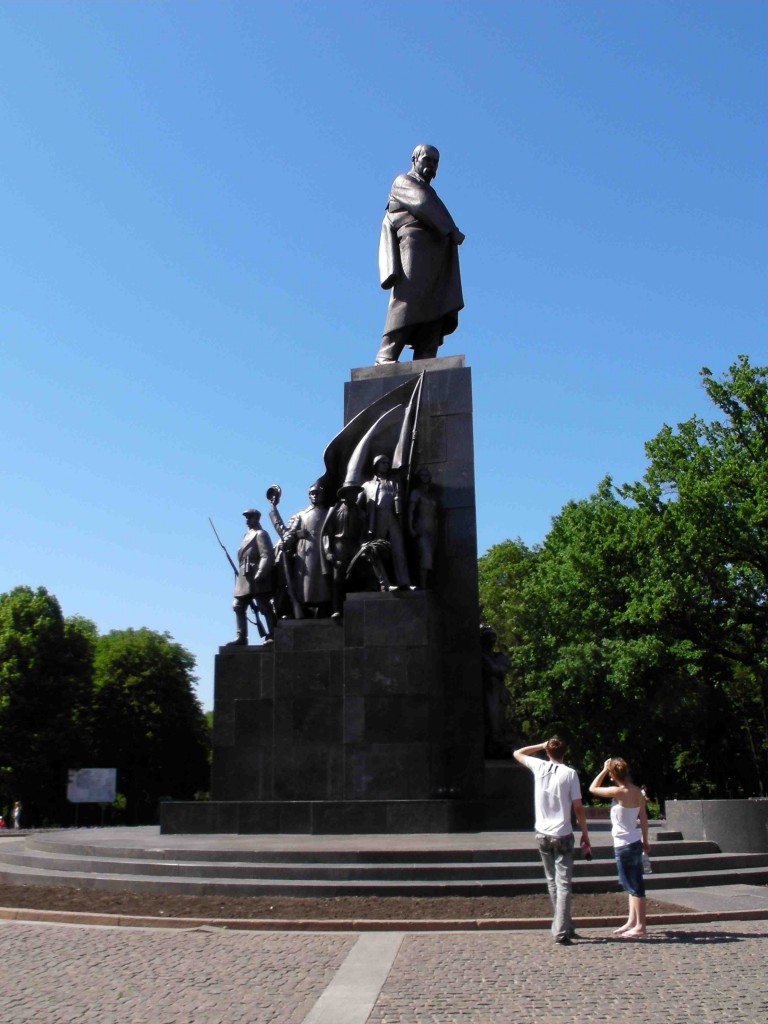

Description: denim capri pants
[615,839,645,898]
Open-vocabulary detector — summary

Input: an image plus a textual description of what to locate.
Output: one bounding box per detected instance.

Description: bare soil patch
[0,884,687,921]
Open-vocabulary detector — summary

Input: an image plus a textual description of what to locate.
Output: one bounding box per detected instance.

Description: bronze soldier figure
[228,509,275,646]
[359,455,412,588]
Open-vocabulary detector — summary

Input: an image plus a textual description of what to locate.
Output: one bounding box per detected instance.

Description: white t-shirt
[522,755,582,837]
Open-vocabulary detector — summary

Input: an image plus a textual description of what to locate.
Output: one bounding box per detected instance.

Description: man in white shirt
[514,737,591,945]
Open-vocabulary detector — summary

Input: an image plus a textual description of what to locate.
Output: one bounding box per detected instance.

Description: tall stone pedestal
[481,761,535,829]
[161,356,487,835]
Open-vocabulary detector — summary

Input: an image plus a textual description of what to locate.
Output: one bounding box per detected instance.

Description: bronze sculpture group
[223,456,437,644]
[218,144,465,645]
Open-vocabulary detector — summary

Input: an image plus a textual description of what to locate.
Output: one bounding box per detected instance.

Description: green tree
[478,538,536,653]
[479,357,768,800]
[0,587,95,824]
[482,485,661,787]
[90,628,210,823]
[619,355,768,795]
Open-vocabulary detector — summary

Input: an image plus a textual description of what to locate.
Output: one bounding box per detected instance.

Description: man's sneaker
[555,935,572,945]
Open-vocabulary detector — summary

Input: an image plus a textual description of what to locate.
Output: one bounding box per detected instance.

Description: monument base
[477,760,534,830]
[160,798,480,835]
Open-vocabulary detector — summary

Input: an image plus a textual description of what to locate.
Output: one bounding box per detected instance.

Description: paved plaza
[1,917,766,1024]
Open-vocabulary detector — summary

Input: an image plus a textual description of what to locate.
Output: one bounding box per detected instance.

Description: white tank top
[611,801,642,847]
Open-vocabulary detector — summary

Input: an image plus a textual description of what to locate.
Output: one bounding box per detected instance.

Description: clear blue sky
[2,1,765,710]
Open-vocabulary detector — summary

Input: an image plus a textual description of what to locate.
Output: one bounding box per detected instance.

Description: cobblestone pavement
[0,922,355,1024]
[1,920,766,1024]
[369,923,768,1024]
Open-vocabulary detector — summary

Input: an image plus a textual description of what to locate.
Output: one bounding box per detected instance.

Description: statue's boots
[226,606,248,646]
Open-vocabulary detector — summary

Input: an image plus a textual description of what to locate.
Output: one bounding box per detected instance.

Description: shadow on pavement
[573,928,767,946]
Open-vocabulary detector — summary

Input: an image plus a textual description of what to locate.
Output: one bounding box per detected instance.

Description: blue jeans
[536,833,574,940]
[615,840,645,898]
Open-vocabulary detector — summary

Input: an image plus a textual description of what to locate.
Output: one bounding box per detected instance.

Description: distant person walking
[514,738,591,945]
[590,758,650,938]
[12,801,21,829]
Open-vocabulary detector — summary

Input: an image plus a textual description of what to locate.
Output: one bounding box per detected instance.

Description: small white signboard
[67,768,117,804]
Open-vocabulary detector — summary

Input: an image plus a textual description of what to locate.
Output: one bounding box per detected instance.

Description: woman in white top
[589,757,650,938]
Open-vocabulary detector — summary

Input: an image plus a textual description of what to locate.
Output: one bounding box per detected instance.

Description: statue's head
[372,454,391,477]
[308,481,325,506]
[480,624,497,649]
[242,508,262,527]
[411,144,439,183]
[337,484,363,504]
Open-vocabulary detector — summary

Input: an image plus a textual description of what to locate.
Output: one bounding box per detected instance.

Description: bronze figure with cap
[228,508,275,645]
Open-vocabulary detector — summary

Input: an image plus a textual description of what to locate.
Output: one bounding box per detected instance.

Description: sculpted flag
[318,374,425,498]
[391,370,425,489]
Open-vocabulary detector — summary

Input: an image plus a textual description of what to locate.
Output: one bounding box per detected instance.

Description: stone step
[1,836,767,897]
[17,835,720,863]
[0,846,763,882]
[2,859,767,898]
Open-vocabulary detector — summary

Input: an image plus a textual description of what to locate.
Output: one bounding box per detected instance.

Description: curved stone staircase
[1,826,767,898]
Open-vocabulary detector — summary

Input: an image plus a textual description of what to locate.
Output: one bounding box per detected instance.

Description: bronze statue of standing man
[229,509,275,646]
[375,144,465,364]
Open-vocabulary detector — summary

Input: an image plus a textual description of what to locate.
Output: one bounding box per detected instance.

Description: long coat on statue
[233,527,274,598]
[379,170,464,340]
[283,504,331,605]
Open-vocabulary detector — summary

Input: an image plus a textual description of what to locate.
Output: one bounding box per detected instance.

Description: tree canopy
[0,588,210,825]
[0,587,94,823]
[91,628,210,823]
[479,357,768,800]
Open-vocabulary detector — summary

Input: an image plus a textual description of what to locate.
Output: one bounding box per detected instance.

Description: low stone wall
[666,798,768,853]
[583,806,611,820]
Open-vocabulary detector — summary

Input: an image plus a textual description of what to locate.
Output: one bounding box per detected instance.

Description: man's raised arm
[513,741,547,765]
